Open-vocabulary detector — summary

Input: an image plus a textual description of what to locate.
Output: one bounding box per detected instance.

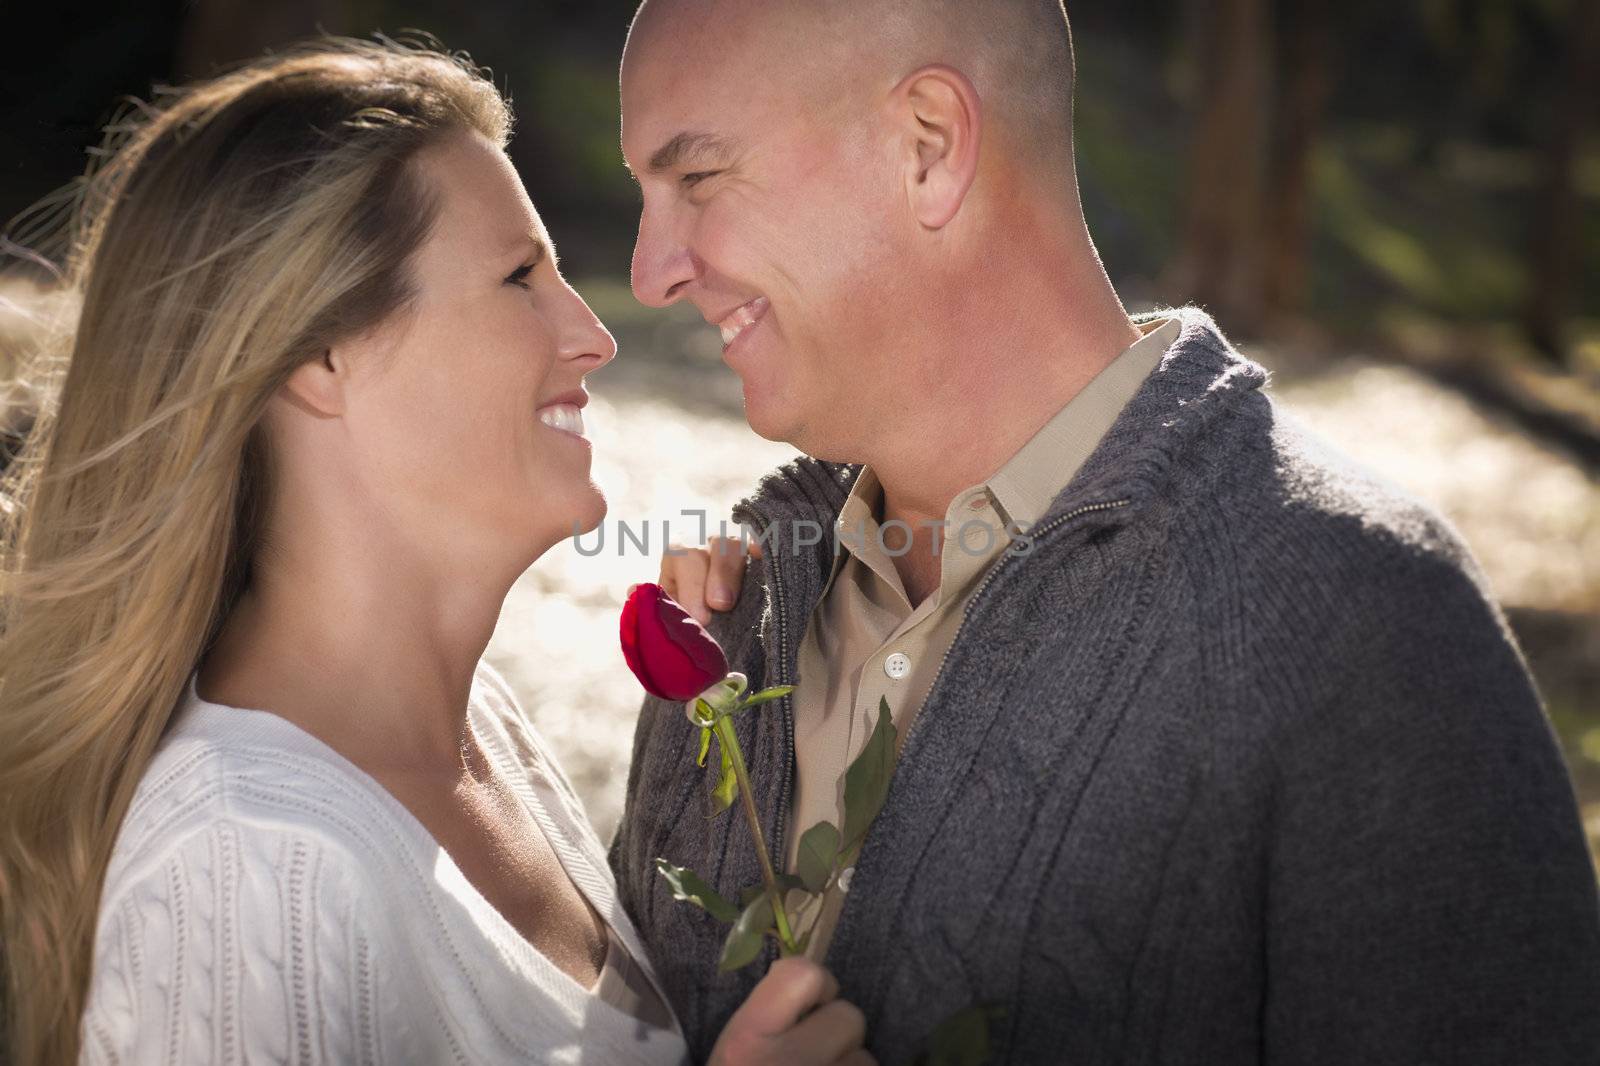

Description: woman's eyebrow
[501,231,551,266]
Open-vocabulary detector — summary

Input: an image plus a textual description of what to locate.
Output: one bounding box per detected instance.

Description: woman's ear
[280,347,347,417]
[891,64,983,230]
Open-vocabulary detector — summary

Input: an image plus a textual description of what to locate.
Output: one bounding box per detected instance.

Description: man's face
[621,10,906,459]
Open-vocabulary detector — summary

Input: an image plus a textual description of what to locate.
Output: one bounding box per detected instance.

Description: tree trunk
[1264,0,1334,321]
[175,0,353,81]
[1524,0,1600,366]
[1163,0,1275,334]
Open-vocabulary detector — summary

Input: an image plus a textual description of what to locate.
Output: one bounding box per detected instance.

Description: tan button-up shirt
[787,316,1180,957]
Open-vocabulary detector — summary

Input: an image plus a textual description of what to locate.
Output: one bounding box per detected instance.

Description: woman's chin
[561,484,609,540]
[508,483,607,564]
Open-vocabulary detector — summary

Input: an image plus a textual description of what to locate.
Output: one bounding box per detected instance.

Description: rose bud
[620,582,732,701]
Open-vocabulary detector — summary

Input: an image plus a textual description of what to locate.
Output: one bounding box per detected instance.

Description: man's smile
[717,296,769,351]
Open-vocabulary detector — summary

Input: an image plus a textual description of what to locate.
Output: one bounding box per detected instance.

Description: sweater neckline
[174,670,683,1039]
[731,306,1266,541]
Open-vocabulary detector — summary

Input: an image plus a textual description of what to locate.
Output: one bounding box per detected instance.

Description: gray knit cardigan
[609,308,1600,1065]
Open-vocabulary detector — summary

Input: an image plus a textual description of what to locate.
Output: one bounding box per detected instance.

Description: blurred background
[2,1,1596,863]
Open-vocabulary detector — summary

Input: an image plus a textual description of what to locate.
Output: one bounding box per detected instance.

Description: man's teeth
[538,404,585,436]
[719,298,767,346]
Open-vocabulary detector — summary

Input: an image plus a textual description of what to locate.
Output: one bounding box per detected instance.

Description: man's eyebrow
[648,131,736,173]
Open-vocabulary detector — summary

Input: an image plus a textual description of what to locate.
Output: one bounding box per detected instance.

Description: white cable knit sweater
[81,663,690,1065]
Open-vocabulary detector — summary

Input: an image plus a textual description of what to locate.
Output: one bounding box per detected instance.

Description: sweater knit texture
[83,662,689,1065]
[609,307,1600,1065]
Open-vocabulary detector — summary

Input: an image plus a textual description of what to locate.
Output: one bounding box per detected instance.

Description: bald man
[608,2,1600,1063]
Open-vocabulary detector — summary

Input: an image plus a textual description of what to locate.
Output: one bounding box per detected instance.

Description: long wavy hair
[0,37,510,1063]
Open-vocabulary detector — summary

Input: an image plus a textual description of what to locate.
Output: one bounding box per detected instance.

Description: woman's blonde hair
[0,37,510,1062]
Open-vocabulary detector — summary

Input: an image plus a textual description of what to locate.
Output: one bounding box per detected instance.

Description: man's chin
[741,384,858,462]
[746,407,861,465]
[740,385,799,446]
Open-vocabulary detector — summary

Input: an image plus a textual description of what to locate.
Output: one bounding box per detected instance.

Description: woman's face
[332,131,617,570]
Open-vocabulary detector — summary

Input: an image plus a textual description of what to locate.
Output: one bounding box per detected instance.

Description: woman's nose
[559,286,618,370]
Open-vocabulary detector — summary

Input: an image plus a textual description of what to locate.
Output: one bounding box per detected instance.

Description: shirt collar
[818,465,884,599]
[985,316,1180,531]
[817,315,1181,597]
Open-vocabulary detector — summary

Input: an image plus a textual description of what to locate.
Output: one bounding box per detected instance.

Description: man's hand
[708,957,875,1066]
[656,534,758,624]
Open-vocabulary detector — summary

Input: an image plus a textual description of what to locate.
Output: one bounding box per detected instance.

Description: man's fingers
[658,546,711,623]
[738,957,838,1036]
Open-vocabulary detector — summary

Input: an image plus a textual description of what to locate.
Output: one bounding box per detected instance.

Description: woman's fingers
[709,958,874,1065]
[739,957,837,1034]
[787,997,868,1063]
[655,533,757,623]
[706,535,753,612]
[657,544,712,622]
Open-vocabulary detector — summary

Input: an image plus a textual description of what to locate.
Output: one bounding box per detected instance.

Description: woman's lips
[536,402,585,437]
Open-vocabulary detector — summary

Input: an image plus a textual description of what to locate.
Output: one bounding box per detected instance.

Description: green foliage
[738,875,804,907]
[711,733,736,814]
[719,893,776,972]
[795,821,841,894]
[914,1004,1008,1066]
[654,859,739,924]
[842,698,896,852]
[739,685,795,710]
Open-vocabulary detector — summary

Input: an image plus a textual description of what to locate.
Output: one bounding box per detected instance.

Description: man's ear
[280,346,348,418]
[891,64,982,230]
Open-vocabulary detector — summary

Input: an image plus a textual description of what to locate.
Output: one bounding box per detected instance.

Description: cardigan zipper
[739,510,797,966]
[900,498,1132,758]
[745,493,1128,962]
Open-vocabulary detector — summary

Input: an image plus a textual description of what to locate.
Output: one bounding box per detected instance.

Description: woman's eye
[505,263,535,289]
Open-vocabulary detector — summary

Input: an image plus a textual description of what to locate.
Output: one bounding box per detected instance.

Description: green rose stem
[708,710,800,955]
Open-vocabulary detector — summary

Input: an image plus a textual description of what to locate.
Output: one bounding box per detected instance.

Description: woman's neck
[197,524,517,775]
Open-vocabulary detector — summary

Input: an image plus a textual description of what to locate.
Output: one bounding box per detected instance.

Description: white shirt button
[884,652,911,680]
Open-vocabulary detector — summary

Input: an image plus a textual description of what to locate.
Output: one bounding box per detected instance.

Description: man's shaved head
[620,0,1109,465]
[627,0,1077,181]
[819,0,1077,176]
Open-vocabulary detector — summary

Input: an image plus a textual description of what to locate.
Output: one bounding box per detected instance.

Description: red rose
[620,582,731,701]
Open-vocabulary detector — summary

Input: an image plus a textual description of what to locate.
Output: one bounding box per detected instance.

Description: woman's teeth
[719,297,768,347]
[538,403,585,436]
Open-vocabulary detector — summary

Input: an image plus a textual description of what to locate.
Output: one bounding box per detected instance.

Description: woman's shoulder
[86,735,442,1066]
[469,659,567,790]
[105,698,402,909]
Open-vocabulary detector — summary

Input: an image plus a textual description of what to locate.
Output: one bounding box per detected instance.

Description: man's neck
[865,279,1141,604]
[876,491,948,607]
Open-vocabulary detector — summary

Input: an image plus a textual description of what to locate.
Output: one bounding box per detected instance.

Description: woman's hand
[655,534,757,625]
[708,957,875,1066]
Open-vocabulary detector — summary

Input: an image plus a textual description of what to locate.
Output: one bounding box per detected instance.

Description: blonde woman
[0,40,872,1066]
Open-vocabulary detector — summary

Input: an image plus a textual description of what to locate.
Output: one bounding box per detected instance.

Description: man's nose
[630,205,696,308]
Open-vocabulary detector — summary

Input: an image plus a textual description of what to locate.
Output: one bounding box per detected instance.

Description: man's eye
[681,170,719,189]
[505,263,535,289]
